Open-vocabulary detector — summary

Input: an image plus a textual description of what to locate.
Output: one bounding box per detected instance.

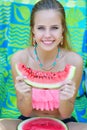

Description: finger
[65,80,75,86]
[15,83,32,92]
[15,81,31,88]
[16,75,27,80]
[60,85,75,95]
[16,76,24,81]
[60,91,74,99]
[22,87,32,93]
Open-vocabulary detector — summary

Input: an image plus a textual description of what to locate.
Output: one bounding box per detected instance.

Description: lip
[42,40,54,45]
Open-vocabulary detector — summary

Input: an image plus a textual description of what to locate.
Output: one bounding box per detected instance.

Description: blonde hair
[30,0,72,50]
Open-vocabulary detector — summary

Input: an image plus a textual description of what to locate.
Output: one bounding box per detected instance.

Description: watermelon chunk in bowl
[17,117,68,130]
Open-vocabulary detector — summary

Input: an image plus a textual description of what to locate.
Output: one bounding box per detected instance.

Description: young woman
[0,0,87,130]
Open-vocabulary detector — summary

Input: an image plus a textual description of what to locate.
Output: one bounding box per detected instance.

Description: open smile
[42,40,54,45]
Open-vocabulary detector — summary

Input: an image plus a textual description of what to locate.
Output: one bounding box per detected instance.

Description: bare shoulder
[11,46,33,64]
[65,50,83,67]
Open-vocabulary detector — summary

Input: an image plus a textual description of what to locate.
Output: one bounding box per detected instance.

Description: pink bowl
[17,117,68,130]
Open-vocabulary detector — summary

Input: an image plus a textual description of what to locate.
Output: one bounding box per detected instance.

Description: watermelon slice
[17,117,68,130]
[15,63,76,89]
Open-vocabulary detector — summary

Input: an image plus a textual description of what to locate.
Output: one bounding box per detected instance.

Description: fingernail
[24,76,27,78]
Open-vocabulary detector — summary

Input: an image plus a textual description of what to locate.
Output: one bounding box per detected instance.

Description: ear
[31,29,35,38]
[32,27,35,35]
[62,27,64,33]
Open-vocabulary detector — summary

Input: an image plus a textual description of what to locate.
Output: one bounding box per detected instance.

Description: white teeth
[43,41,53,45]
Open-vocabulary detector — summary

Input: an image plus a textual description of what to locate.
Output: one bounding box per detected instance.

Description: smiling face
[32,9,64,51]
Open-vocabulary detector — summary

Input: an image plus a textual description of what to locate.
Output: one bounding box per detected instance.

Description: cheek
[52,29,63,37]
[54,33,63,44]
[54,33,62,40]
[34,32,43,39]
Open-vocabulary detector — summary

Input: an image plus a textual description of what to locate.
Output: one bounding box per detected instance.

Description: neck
[34,45,60,71]
[37,46,58,62]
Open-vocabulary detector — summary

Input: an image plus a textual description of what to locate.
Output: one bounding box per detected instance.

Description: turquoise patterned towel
[0,0,87,122]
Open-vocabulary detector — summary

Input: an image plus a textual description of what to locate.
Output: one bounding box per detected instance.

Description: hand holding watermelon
[59,80,76,100]
[15,63,76,89]
[15,75,32,94]
[15,75,32,115]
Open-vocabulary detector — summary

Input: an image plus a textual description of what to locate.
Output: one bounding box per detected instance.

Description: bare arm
[11,50,32,117]
[58,53,83,119]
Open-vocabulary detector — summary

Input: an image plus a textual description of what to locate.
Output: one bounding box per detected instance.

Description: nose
[44,29,51,37]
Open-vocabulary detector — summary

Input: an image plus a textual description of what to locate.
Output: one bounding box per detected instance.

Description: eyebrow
[37,24,59,26]
[51,25,59,26]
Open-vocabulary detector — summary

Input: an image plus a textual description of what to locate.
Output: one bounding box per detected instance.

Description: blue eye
[51,26,59,30]
[37,26,44,30]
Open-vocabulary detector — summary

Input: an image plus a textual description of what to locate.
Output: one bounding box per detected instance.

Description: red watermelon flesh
[21,118,68,130]
[15,63,76,89]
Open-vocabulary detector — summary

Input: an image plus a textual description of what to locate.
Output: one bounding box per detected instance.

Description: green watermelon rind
[17,117,68,130]
[15,64,76,89]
